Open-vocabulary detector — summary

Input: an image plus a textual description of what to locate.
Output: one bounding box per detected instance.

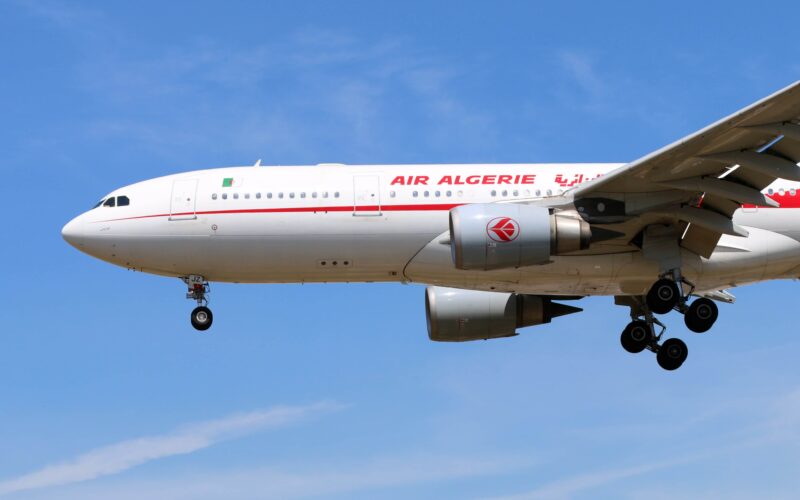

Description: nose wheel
[183,275,213,331]
[191,306,213,331]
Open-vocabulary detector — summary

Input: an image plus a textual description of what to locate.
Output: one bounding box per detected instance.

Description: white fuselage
[62,163,800,296]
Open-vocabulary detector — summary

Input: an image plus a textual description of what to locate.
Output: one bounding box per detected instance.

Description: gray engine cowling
[425,286,582,342]
[449,204,591,270]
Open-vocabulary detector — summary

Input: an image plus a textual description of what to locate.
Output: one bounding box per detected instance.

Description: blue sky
[2,1,800,498]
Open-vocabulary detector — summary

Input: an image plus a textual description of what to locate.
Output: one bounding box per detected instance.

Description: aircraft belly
[115,211,445,283]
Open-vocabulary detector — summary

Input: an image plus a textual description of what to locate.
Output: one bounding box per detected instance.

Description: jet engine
[425,286,582,342]
[449,204,591,270]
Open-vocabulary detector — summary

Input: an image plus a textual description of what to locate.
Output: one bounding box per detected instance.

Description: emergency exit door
[169,179,198,220]
[353,175,381,216]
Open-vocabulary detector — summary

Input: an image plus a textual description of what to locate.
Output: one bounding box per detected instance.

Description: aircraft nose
[61,216,85,248]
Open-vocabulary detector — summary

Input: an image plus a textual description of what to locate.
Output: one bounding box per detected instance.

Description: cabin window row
[396,188,552,198]
[767,188,797,196]
[211,191,341,200]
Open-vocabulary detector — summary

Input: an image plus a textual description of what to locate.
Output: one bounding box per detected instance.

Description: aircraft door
[353,175,382,216]
[169,179,198,220]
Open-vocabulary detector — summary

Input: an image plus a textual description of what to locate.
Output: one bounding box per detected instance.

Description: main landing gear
[619,272,720,371]
[184,275,213,331]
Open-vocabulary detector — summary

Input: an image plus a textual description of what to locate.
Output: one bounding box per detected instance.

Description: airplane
[62,81,800,371]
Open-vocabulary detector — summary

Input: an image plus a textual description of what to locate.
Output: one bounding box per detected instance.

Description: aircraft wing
[569,81,800,257]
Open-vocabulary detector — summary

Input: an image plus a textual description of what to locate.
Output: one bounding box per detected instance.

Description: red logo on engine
[487,217,520,242]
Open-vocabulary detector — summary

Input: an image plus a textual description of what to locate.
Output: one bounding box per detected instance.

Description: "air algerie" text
[389,175,536,186]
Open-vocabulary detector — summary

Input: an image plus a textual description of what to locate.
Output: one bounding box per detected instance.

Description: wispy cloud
[557,50,606,97]
[0,402,342,496]
[12,453,537,500]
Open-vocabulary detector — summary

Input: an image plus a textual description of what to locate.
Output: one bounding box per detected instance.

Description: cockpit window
[93,199,105,209]
[103,198,116,207]
[117,196,130,206]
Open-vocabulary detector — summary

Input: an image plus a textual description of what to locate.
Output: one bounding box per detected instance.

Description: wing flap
[569,81,800,258]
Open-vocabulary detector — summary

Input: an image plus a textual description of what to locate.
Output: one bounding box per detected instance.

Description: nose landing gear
[184,275,213,331]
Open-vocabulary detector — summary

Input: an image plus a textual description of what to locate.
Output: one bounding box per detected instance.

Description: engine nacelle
[449,204,591,270]
[425,286,582,342]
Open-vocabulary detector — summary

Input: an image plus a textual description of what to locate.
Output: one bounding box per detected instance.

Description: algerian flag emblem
[222,177,234,187]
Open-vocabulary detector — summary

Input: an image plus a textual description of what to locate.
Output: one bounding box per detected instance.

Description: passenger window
[212,193,218,200]
[289,192,295,199]
[245,193,250,199]
[491,190,497,197]
[267,193,273,199]
[117,196,130,206]
[233,193,239,200]
[103,198,116,207]
[256,193,261,199]
[312,192,318,198]
[334,192,340,198]
[222,193,228,200]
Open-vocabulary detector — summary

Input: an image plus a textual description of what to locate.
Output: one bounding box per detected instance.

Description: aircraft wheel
[620,320,652,353]
[646,278,680,314]
[684,298,718,333]
[191,306,213,331]
[656,338,688,371]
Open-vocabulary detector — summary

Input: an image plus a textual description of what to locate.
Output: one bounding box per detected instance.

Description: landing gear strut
[184,275,213,331]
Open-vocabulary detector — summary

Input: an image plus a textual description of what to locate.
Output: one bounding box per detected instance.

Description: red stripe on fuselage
[97,203,464,223]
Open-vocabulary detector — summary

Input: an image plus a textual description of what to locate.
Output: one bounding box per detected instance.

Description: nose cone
[61,216,85,249]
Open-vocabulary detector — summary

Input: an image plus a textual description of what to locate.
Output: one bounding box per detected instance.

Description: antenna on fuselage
[253,159,262,167]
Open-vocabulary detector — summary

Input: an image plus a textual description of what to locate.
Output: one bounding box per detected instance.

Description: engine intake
[449,204,591,270]
[425,286,582,342]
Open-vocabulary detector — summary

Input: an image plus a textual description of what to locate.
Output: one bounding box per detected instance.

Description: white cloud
[8,453,538,500]
[0,402,342,497]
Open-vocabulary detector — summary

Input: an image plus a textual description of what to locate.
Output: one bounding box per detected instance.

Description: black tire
[656,338,688,371]
[191,306,213,331]
[620,320,652,354]
[646,278,680,314]
[684,298,718,333]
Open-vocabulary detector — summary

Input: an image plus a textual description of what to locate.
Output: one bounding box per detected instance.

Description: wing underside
[567,81,800,258]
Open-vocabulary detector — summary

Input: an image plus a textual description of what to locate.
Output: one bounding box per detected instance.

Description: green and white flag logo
[222,177,234,187]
